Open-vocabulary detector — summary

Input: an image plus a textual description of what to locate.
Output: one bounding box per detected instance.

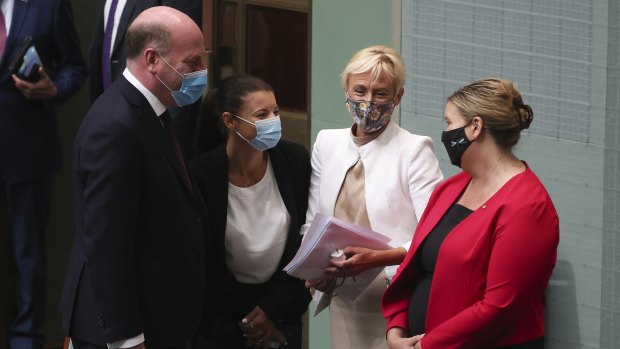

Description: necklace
[230,171,257,187]
[228,152,268,187]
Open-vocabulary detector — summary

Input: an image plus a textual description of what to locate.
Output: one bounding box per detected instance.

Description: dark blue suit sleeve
[76,118,144,339]
[51,0,87,103]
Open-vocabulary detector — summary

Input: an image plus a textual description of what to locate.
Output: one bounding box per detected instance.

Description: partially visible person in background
[0,0,87,348]
[191,75,311,349]
[382,78,559,349]
[303,45,443,349]
[60,6,209,349]
[90,0,202,158]
[193,90,226,155]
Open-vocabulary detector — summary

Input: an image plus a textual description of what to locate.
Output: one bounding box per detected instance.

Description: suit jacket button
[196,217,202,225]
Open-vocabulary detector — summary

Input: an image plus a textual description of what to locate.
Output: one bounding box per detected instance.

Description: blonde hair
[341,45,405,92]
[448,78,534,149]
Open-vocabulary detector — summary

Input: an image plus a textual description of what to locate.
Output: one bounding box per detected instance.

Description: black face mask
[441,125,472,168]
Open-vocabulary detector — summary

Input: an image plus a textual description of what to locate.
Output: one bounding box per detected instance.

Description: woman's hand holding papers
[324,246,408,277]
[304,246,407,293]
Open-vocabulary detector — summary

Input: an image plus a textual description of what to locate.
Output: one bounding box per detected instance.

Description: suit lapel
[210,145,230,258]
[116,76,194,196]
[268,145,300,266]
[406,173,471,265]
[142,107,195,196]
[269,145,296,224]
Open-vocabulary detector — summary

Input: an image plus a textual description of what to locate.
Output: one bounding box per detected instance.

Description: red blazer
[382,166,559,349]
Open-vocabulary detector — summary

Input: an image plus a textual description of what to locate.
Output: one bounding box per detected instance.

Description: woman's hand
[386,327,424,349]
[326,246,407,277]
[239,306,287,349]
[305,246,406,293]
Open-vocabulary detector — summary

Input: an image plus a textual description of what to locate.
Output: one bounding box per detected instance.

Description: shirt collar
[122,68,167,116]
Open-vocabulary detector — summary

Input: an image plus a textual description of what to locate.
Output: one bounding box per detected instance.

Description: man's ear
[145,48,159,74]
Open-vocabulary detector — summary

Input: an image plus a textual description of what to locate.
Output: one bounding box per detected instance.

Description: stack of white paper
[284,213,392,307]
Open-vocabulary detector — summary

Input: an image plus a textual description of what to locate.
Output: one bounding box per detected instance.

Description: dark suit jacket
[89,0,201,102]
[0,0,86,183]
[190,141,312,336]
[382,166,559,349]
[60,75,208,347]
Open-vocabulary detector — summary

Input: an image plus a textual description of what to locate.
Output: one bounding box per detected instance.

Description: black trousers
[193,324,301,349]
[491,337,544,349]
[71,337,192,349]
[2,178,51,349]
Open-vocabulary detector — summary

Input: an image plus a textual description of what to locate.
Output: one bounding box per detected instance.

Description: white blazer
[302,121,443,258]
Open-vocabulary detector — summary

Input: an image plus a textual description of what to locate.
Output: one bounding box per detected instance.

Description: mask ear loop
[158,53,184,77]
[232,114,257,142]
[154,73,174,92]
[233,114,257,126]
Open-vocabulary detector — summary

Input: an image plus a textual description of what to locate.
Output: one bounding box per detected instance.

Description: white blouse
[225,158,290,284]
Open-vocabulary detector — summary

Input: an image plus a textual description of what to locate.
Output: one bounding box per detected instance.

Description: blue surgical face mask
[155,54,208,107]
[234,115,282,151]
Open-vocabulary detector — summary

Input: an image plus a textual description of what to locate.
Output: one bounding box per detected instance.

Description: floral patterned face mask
[345,95,396,133]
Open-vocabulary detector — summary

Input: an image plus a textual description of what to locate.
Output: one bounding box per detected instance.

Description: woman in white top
[303,45,443,349]
[191,75,311,349]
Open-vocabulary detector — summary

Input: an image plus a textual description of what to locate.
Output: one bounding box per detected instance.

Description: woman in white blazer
[303,46,444,349]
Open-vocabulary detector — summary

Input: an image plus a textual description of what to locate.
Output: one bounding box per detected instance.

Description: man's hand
[12,67,57,100]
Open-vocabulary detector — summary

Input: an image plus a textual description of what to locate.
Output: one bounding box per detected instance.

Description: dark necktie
[102,0,120,90]
[0,5,7,59]
[160,111,193,193]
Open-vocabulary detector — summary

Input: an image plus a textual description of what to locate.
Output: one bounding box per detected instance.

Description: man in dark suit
[0,1,87,348]
[60,6,209,349]
[91,0,202,159]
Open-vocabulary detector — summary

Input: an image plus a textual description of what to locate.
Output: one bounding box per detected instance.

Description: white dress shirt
[1,0,14,37]
[226,158,290,283]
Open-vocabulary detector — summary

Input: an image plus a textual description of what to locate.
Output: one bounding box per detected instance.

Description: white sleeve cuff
[402,240,412,252]
[384,265,399,282]
[384,241,412,282]
[107,333,145,349]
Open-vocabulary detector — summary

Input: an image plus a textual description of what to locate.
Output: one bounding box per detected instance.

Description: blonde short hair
[341,45,405,92]
[448,78,534,150]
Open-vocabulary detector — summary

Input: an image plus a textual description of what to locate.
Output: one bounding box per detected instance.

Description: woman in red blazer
[382,78,559,349]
